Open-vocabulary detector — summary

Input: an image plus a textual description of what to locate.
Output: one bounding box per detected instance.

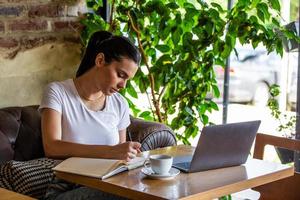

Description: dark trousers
[43,177,128,200]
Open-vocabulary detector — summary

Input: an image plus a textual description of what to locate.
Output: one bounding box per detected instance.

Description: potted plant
[81,0,299,146]
[268,84,296,164]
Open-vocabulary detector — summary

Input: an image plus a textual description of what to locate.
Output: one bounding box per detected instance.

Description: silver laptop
[172,120,261,172]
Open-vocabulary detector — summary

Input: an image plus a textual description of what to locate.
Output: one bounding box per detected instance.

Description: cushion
[0,158,59,199]
[128,116,176,151]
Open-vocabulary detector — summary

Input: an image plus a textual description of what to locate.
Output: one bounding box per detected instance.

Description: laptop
[172,120,261,172]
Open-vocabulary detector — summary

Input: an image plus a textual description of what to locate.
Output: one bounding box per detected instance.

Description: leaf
[156,45,170,52]
[238,11,248,23]
[272,18,280,27]
[125,97,141,117]
[183,32,193,46]
[86,0,103,9]
[238,0,251,7]
[192,126,199,138]
[146,48,156,57]
[228,23,237,35]
[176,0,185,7]
[138,75,149,93]
[183,2,196,9]
[196,0,208,8]
[175,13,182,24]
[205,21,214,36]
[275,40,283,57]
[221,44,232,58]
[156,54,172,66]
[249,16,258,23]
[197,104,206,115]
[211,3,224,13]
[269,84,280,97]
[201,114,209,125]
[172,27,183,45]
[212,85,220,98]
[257,9,265,22]
[139,111,151,118]
[171,117,183,130]
[251,37,260,49]
[209,101,219,111]
[184,106,194,116]
[269,0,281,12]
[161,27,171,41]
[225,35,235,49]
[208,8,219,19]
[166,2,179,9]
[284,29,297,39]
[184,8,198,26]
[126,81,138,98]
[257,3,270,21]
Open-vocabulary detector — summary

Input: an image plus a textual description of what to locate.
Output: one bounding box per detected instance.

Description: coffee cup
[144,154,173,175]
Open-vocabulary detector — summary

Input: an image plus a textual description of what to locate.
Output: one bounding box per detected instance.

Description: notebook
[52,156,146,180]
[172,120,261,172]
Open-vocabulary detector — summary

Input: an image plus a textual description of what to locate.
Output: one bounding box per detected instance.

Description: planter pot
[275,147,294,164]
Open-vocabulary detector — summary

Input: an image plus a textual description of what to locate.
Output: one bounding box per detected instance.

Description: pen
[128,130,141,154]
[127,130,133,142]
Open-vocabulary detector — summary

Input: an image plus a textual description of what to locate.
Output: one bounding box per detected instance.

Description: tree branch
[109,0,116,31]
[127,11,163,122]
[158,86,166,103]
[109,0,115,24]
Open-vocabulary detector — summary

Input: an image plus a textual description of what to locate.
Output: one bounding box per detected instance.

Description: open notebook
[53,156,146,180]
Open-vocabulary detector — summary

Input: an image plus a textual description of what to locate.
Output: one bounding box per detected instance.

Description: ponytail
[76,31,140,77]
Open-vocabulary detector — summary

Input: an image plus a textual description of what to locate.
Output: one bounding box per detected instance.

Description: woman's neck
[73,73,104,102]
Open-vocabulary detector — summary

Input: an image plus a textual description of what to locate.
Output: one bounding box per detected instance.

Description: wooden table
[55,145,294,200]
[0,188,36,200]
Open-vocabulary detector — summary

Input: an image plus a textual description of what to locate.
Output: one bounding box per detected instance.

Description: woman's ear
[95,53,105,67]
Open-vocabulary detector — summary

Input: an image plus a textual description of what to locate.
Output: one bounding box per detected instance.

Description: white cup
[144,154,173,175]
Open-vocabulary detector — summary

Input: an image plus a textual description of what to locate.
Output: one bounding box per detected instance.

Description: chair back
[0,106,44,164]
[253,133,300,200]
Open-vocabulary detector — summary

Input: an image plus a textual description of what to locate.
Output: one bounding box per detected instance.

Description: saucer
[141,167,180,180]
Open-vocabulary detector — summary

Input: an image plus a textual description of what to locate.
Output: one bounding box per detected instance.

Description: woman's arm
[119,129,126,143]
[41,108,140,161]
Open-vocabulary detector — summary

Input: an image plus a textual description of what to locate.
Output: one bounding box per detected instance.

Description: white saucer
[141,167,180,180]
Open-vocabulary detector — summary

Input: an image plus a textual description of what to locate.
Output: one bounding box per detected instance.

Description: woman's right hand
[112,141,141,161]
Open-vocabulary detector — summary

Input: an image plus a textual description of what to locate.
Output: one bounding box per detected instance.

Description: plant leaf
[156,45,170,52]
[126,81,138,98]
[269,0,281,12]
[257,3,270,21]
[257,9,265,22]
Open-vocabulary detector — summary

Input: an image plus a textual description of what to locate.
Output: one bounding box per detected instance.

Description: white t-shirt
[39,79,130,145]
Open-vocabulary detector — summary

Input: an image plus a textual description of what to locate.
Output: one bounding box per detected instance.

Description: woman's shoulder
[46,79,73,92]
[111,92,127,101]
[109,93,128,108]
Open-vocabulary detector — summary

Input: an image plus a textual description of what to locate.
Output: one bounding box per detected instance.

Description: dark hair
[76,31,141,77]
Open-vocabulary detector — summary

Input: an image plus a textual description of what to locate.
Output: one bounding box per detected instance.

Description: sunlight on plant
[268,84,296,138]
[81,0,299,145]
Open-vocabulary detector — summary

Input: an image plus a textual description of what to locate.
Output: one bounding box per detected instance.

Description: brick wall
[0,0,85,58]
[0,0,85,107]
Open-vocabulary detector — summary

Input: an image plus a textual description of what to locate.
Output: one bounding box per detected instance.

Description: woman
[40,31,141,199]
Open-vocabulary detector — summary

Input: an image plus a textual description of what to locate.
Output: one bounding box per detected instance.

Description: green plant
[81,0,299,144]
[219,194,232,200]
[268,84,296,138]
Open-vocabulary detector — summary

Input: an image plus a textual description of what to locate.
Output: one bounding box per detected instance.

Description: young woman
[40,31,141,199]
